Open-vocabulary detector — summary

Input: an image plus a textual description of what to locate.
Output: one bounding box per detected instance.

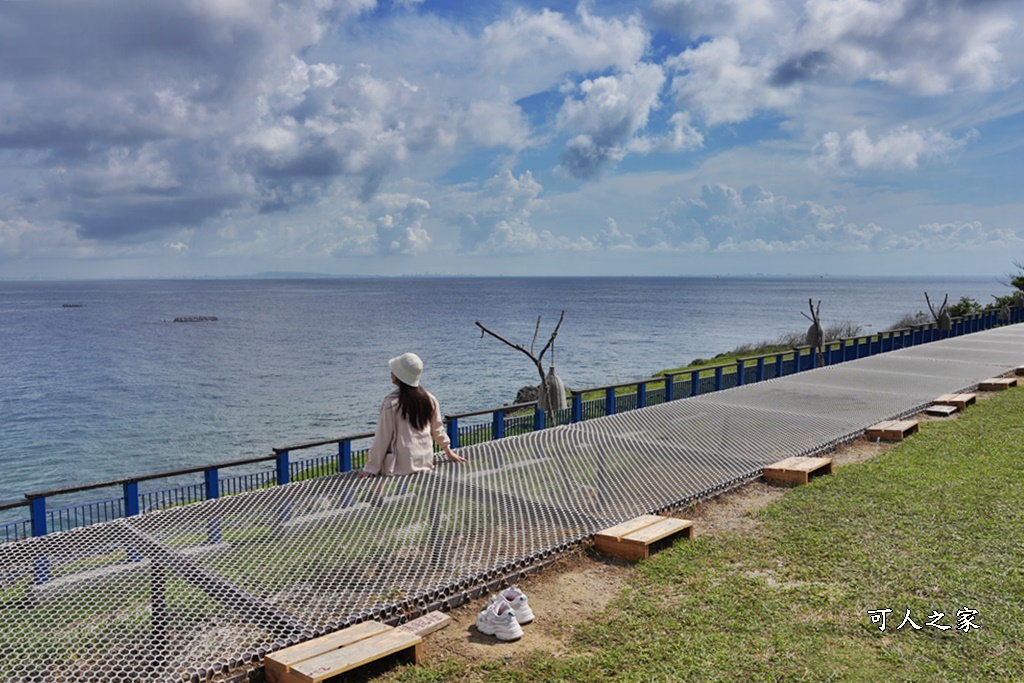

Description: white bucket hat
[389,353,423,387]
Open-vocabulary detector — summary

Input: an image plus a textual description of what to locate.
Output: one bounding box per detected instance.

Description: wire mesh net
[2,325,1022,682]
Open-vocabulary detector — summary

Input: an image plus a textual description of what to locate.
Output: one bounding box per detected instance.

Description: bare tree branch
[475,311,567,389]
[535,310,566,364]
[530,315,541,357]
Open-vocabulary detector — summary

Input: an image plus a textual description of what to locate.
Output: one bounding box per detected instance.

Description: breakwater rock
[173,316,218,323]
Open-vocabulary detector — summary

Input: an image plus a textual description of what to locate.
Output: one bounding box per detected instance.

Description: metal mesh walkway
[2,325,1022,683]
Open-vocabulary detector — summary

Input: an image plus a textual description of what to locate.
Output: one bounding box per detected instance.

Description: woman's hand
[444,447,466,463]
[358,470,375,479]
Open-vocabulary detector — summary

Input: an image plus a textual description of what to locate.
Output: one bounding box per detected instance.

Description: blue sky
[1,0,1023,279]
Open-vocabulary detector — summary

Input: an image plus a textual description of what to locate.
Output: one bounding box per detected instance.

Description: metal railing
[1,307,1014,544]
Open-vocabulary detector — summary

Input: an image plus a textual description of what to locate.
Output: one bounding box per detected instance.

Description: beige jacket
[362,389,451,476]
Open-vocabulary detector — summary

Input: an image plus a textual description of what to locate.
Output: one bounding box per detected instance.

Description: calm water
[0,276,1004,502]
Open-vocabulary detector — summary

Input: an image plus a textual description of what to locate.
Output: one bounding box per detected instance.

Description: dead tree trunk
[476,311,567,411]
[925,292,951,338]
[801,298,824,368]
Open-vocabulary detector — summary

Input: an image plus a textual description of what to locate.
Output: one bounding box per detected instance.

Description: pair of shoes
[476,598,523,641]
[476,586,534,641]
[489,586,534,625]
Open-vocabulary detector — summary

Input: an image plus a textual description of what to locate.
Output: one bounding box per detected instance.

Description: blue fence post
[605,387,617,415]
[29,496,47,537]
[570,395,582,423]
[534,407,546,431]
[664,374,675,402]
[690,370,700,396]
[446,417,460,449]
[714,366,724,391]
[637,381,647,408]
[339,440,352,473]
[776,353,784,377]
[123,481,140,518]
[493,409,507,437]
[204,467,219,501]
[275,450,290,486]
[736,360,745,386]
[756,358,765,383]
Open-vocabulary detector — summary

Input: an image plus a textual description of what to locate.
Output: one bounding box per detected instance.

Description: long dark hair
[396,380,434,431]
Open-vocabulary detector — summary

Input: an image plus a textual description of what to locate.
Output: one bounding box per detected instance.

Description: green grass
[382,388,1024,682]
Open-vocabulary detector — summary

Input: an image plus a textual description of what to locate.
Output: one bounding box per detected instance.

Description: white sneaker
[490,586,534,624]
[476,598,524,641]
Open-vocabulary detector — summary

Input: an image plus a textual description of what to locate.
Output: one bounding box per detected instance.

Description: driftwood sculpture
[476,311,568,411]
[925,292,951,336]
[801,298,824,368]
[990,294,1014,323]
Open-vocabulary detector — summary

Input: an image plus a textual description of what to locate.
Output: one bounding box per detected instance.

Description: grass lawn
[384,386,1024,682]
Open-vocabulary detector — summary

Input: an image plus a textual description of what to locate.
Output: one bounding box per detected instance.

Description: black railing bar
[274,431,376,453]
[446,401,539,420]
[24,453,280,500]
[0,498,28,512]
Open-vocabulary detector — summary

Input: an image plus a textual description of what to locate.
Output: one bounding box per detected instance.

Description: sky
[1,0,1023,279]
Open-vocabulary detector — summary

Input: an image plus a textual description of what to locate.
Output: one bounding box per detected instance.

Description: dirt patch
[424,551,632,666]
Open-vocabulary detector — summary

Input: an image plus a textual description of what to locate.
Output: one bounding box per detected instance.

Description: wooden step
[265,622,421,683]
[866,419,919,441]
[397,611,451,638]
[933,393,976,410]
[925,404,959,417]
[1016,365,1024,376]
[763,456,833,486]
[594,515,693,561]
[979,377,1018,392]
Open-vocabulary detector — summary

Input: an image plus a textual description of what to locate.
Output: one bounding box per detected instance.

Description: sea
[0,275,1005,505]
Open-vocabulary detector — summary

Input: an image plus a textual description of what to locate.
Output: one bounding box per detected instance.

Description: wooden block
[925,404,959,417]
[763,457,833,486]
[934,393,976,410]
[979,377,1017,391]
[594,515,693,561]
[866,419,920,441]
[594,514,665,541]
[290,631,421,683]
[265,622,420,683]
[397,611,451,638]
[1016,365,1024,376]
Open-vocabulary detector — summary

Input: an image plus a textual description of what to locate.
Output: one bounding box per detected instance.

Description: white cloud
[627,111,704,154]
[883,220,1024,251]
[556,63,679,178]
[0,218,74,257]
[481,5,648,88]
[669,38,801,126]
[637,183,881,252]
[814,126,977,172]
[803,0,1017,96]
[454,169,602,254]
[374,196,432,254]
[460,97,532,149]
